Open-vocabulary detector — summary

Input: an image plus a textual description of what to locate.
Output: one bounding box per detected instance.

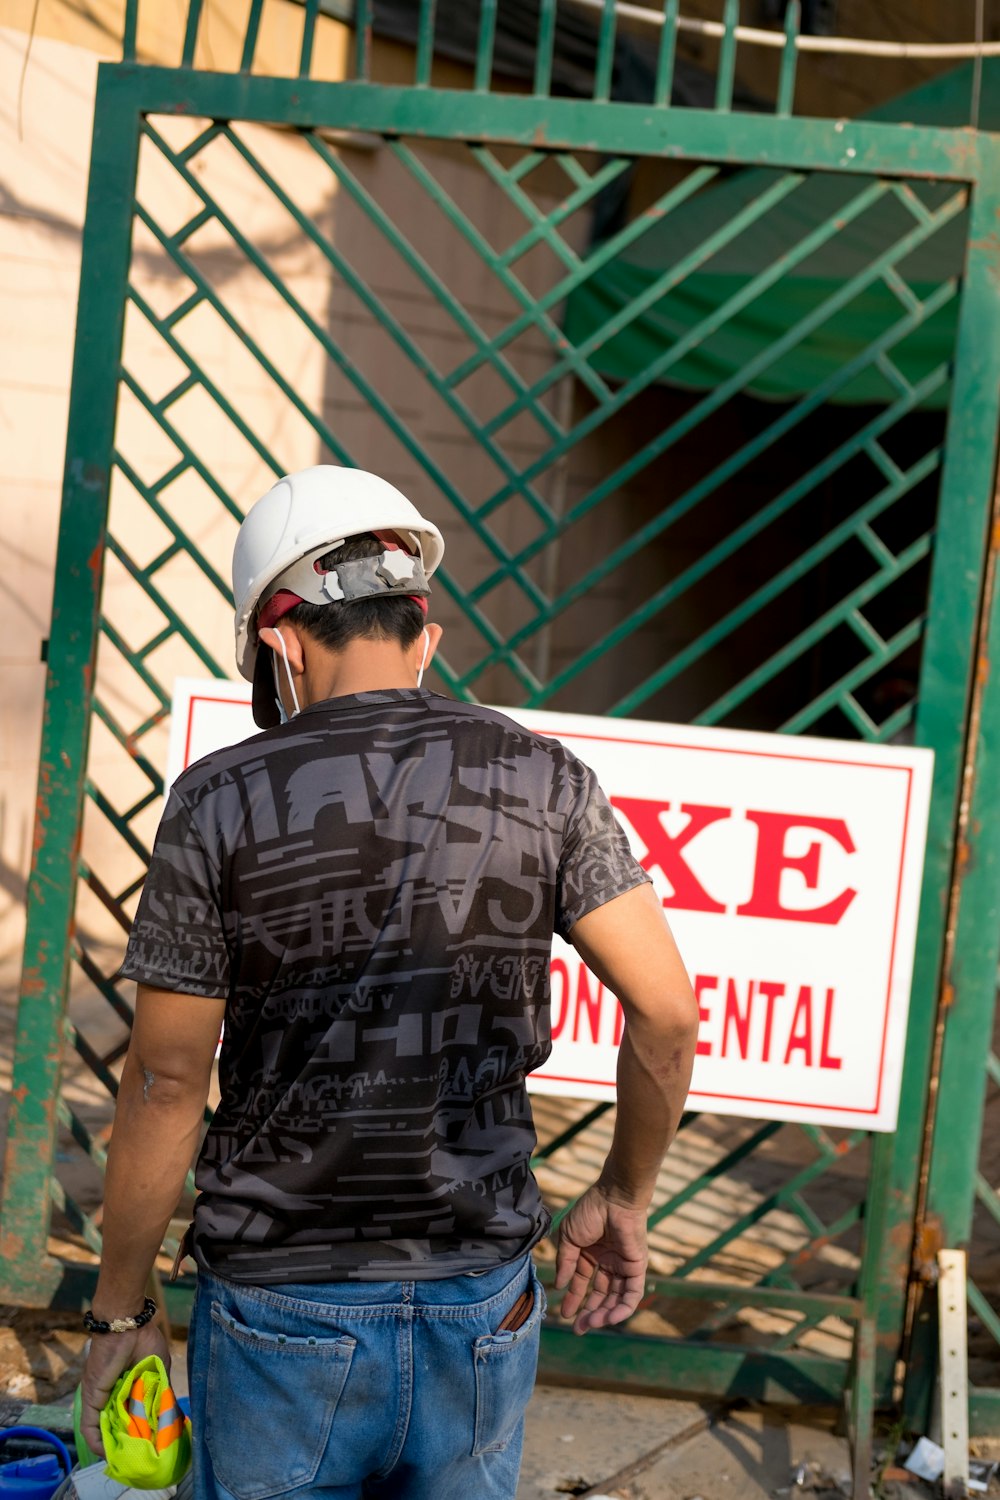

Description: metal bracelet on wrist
[83,1296,157,1335]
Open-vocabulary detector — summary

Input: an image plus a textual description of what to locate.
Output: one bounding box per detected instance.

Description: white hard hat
[232,465,445,683]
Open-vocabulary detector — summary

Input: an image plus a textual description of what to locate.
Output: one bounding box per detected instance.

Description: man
[81,465,698,1500]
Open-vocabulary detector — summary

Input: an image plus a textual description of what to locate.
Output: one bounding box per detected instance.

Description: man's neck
[299,638,419,707]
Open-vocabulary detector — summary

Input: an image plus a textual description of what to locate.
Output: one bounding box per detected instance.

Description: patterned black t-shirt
[121,689,648,1283]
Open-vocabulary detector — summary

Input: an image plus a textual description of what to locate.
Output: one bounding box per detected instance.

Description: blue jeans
[186,1255,544,1500]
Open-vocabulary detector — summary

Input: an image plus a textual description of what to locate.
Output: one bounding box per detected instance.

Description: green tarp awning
[563,62,1000,405]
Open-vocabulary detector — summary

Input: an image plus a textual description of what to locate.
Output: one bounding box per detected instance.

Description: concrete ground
[0,1302,854,1499]
[0,1302,857,1500]
[517,1386,853,1500]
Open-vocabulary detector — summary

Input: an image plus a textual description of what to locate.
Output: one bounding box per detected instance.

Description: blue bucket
[0,1428,73,1500]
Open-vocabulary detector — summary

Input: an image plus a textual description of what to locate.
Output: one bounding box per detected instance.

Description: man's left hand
[80,1324,172,1457]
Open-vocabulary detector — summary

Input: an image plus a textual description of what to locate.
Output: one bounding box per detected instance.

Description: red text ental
[694,974,844,1070]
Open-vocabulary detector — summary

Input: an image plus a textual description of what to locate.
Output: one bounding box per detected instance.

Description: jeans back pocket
[206,1299,356,1500]
[471,1266,546,1456]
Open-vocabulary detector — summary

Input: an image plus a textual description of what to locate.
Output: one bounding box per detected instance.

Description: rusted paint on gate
[33,764,53,858]
[912,1214,944,1284]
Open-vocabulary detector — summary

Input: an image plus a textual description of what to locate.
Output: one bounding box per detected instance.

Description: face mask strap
[271,629,302,722]
[416,628,430,689]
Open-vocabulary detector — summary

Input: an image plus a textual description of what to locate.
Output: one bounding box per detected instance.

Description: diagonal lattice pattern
[45,111,964,1363]
[106,119,964,717]
[967,1027,1000,1393]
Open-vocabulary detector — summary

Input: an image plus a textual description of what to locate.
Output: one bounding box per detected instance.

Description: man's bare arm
[555,882,698,1334]
[80,985,224,1453]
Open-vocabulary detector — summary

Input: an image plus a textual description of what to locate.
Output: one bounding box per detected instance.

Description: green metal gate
[4,0,1000,1447]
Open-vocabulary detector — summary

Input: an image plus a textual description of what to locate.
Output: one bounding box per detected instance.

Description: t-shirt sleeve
[119,785,231,999]
[555,752,651,940]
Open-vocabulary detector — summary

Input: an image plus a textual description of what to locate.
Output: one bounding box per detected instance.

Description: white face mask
[416,628,430,689]
[271,629,301,724]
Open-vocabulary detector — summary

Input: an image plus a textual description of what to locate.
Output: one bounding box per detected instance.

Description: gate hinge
[913,1216,943,1284]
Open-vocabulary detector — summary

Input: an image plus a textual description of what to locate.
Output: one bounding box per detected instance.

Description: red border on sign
[528,725,917,1119]
[184,694,253,769]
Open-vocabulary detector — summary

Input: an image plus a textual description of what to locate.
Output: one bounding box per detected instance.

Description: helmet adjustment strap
[258,546,431,621]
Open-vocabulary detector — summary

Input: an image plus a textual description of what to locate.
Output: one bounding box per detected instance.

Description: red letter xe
[612,799,857,927]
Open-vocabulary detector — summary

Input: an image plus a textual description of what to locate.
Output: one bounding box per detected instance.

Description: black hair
[284,532,426,652]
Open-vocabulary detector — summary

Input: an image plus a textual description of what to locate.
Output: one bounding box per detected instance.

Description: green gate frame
[4,2,1000,1452]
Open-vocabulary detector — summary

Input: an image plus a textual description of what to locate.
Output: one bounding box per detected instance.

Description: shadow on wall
[0,799,33,982]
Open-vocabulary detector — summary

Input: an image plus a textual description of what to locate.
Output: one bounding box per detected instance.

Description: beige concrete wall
[1,27,98,984]
[0,10,348,983]
[0,15,584,994]
[0,1,358,992]
[4,0,348,75]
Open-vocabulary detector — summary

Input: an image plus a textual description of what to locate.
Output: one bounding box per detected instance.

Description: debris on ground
[901,1436,945,1483]
[874,1436,1000,1498]
[778,1456,851,1496]
[970,1458,1000,1493]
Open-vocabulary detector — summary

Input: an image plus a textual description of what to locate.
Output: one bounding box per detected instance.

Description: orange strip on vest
[126,1378,152,1440]
[155,1419,185,1452]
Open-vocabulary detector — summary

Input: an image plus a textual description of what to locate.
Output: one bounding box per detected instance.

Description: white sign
[166,677,258,787]
[167,678,933,1132]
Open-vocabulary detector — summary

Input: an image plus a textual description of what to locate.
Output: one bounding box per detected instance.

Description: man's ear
[259,623,306,674]
[420,623,444,666]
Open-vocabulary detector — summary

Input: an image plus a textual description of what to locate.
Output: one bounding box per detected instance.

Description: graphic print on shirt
[122,691,647,1282]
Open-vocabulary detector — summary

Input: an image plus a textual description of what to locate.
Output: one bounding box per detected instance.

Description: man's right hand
[79,1322,171,1457]
[554,1183,649,1335]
